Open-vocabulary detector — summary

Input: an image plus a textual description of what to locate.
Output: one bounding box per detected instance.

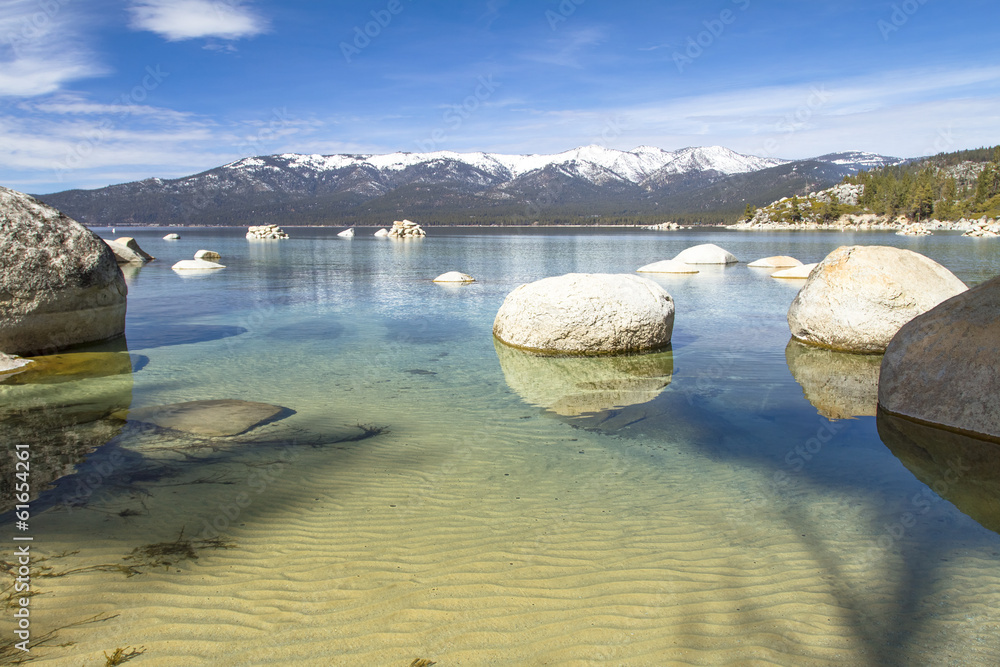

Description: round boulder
[879,273,1000,440]
[787,245,966,353]
[0,185,127,355]
[194,249,221,261]
[493,273,675,355]
[673,243,738,264]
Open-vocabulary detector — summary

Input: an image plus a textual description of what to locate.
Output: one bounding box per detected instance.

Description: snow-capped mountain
[36,145,898,227]
[225,144,788,188]
[810,151,908,171]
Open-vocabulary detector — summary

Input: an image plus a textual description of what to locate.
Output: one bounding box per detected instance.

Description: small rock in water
[246,224,289,240]
[433,271,475,283]
[194,249,221,261]
[172,259,226,271]
[748,255,802,268]
[636,260,699,274]
[163,233,181,240]
[121,399,292,437]
[771,263,817,279]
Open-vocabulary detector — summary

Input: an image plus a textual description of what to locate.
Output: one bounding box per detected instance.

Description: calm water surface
[4,226,1000,666]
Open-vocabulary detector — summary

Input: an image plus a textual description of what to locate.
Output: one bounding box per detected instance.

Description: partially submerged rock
[107,237,154,263]
[172,259,226,271]
[636,259,699,274]
[495,339,673,416]
[673,243,738,265]
[0,351,33,376]
[748,256,802,268]
[879,273,1000,440]
[787,245,966,353]
[0,185,127,355]
[433,271,476,283]
[163,233,180,240]
[388,219,426,238]
[121,399,290,437]
[772,263,817,279]
[0,343,134,512]
[194,249,221,261]
[786,339,880,420]
[493,273,674,356]
[246,224,288,240]
[374,228,390,237]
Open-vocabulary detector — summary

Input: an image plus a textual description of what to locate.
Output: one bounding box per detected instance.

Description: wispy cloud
[128,0,268,41]
[0,0,104,97]
[523,27,607,68]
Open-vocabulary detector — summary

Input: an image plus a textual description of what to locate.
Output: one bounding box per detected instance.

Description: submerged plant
[104,645,145,665]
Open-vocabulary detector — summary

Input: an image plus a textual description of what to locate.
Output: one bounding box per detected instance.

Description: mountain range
[36,146,908,227]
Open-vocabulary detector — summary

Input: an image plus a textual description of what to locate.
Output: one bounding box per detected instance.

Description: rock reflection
[878,409,1000,536]
[785,339,881,419]
[0,338,136,512]
[494,339,673,417]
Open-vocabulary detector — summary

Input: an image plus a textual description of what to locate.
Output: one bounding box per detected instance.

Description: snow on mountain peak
[230,145,790,186]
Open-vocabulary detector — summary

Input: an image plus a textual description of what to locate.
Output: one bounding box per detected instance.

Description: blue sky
[1,0,998,193]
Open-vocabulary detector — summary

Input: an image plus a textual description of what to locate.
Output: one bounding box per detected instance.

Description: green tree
[789,196,803,223]
[742,203,756,221]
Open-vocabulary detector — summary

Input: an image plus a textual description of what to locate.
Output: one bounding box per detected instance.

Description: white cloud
[0,0,104,97]
[128,0,268,41]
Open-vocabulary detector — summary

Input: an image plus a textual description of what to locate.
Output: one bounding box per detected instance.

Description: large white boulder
[787,245,967,353]
[493,273,675,355]
[636,259,699,274]
[673,243,738,264]
[0,185,127,355]
[879,273,1000,440]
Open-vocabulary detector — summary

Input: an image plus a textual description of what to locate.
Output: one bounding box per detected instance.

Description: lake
[4,226,1000,666]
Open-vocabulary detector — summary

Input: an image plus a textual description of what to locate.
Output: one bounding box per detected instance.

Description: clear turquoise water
[6,226,1000,665]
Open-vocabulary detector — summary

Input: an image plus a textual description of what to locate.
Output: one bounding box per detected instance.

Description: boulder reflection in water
[494,339,673,417]
[785,339,881,420]
[877,409,1000,536]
